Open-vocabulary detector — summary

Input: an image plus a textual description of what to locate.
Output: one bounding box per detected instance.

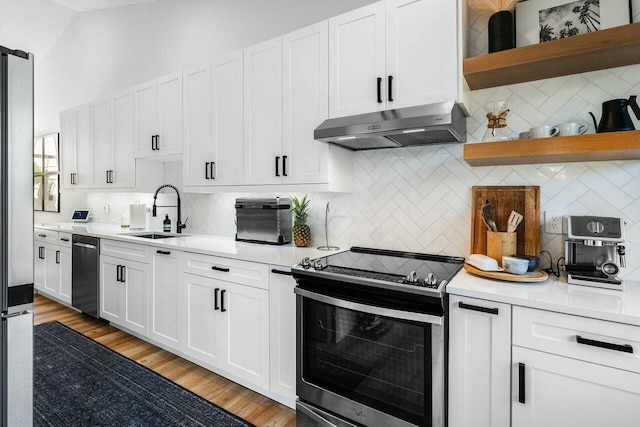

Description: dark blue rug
[34,321,254,427]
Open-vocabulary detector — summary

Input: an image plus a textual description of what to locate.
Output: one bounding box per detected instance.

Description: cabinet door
[156,71,183,156]
[149,249,182,349]
[75,104,93,187]
[34,244,45,291]
[58,247,72,304]
[282,21,329,185]
[220,282,270,389]
[386,0,458,108]
[43,246,60,297]
[134,80,157,158]
[243,37,283,185]
[121,259,149,336]
[91,98,112,187]
[328,1,386,118]
[512,346,640,427]
[59,108,76,190]
[183,64,213,187]
[182,273,221,368]
[448,295,511,427]
[269,268,296,400]
[212,51,244,185]
[100,256,123,324]
[111,89,136,188]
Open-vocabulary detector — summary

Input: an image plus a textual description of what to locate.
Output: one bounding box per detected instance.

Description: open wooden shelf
[464,23,640,90]
[463,130,640,166]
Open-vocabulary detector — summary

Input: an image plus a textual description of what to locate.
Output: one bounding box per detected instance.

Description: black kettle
[589,96,640,133]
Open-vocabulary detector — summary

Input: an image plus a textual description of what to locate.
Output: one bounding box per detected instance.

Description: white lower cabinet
[34,233,72,305]
[182,273,222,367]
[448,295,511,427]
[512,346,640,427]
[149,249,183,350]
[268,267,296,401]
[34,245,44,291]
[100,255,149,336]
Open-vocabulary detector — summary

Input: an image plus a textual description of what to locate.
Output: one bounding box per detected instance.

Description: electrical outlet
[545,211,563,234]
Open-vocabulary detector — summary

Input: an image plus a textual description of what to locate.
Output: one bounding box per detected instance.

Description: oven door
[296,287,445,427]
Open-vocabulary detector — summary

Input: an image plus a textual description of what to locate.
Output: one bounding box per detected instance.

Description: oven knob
[426,273,437,286]
[406,271,419,284]
[301,257,311,268]
[313,260,324,270]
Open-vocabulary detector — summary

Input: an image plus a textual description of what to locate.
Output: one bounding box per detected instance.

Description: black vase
[488,10,515,53]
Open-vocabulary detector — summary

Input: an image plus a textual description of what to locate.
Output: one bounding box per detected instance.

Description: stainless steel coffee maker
[564,216,626,290]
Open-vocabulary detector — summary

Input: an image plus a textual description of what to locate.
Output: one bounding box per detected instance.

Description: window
[34,133,60,212]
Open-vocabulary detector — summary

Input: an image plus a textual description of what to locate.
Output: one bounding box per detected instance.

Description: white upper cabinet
[110,89,136,188]
[282,21,330,185]
[60,103,92,190]
[329,1,386,118]
[91,98,112,187]
[59,108,76,190]
[243,37,283,185]
[134,71,183,158]
[329,0,465,118]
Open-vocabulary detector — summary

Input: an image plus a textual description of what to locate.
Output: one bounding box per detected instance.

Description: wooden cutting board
[464,263,548,282]
[470,186,540,257]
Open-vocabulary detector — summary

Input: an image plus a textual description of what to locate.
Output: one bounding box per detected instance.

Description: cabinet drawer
[183,252,269,290]
[513,306,640,373]
[57,233,72,248]
[100,239,150,264]
[34,230,59,244]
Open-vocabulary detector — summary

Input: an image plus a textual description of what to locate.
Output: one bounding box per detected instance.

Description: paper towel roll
[130,204,147,229]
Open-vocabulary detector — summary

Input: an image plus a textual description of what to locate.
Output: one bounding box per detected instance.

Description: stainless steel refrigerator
[0,46,34,427]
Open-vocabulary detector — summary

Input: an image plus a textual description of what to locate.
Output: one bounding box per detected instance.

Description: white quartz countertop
[447,269,640,326]
[35,223,336,267]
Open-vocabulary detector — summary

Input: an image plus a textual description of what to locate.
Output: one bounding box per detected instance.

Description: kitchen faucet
[152,184,187,233]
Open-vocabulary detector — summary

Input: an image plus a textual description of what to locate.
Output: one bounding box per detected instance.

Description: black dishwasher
[72,235,100,318]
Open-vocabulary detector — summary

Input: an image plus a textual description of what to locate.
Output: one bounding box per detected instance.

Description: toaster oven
[235,198,292,245]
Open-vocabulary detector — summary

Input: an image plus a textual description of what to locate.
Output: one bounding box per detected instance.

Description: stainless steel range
[292,247,464,427]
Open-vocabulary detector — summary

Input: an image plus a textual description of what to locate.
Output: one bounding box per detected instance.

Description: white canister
[129,204,146,229]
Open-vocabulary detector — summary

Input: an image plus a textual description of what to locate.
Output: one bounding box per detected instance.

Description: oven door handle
[294,287,443,325]
[296,401,339,427]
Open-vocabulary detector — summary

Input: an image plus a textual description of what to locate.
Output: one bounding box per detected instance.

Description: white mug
[557,122,588,136]
[530,125,559,139]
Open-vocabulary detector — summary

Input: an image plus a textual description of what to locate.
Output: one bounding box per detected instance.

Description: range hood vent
[314,102,467,151]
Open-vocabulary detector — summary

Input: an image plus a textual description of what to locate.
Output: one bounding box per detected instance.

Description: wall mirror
[34,133,60,212]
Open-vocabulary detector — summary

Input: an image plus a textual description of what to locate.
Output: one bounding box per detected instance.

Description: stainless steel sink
[123,232,187,239]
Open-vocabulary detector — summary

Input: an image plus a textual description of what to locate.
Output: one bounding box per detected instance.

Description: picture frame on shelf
[515,0,632,47]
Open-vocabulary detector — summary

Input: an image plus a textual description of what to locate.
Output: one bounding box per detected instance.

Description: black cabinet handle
[38,234,47,238]
[155,135,160,150]
[151,135,155,150]
[388,75,394,102]
[71,173,77,185]
[156,250,171,255]
[116,265,122,282]
[271,268,293,276]
[220,289,227,312]
[576,335,633,354]
[211,266,230,273]
[518,363,526,404]
[205,162,210,179]
[377,77,382,103]
[38,247,44,259]
[60,238,70,242]
[109,170,114,183]
[214,288,220,311]
[210,162,215,180]
[55,250,60,264]
[459,301,499,315]
[275,156,280,177]
[282,156,287,177]
[121,265,126,282]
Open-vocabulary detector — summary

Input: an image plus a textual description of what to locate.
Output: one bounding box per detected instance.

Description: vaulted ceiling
[48,0,157,12]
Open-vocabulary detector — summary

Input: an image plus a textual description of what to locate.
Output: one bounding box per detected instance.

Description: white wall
[34,0,378,135]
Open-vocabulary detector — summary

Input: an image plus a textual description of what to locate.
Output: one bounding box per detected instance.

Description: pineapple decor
[292,195,311,247]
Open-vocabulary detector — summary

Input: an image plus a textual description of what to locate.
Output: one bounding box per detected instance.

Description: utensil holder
[486,231,517,266]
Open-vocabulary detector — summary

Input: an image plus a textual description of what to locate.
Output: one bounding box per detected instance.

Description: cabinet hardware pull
[38,234,47,238]
[60,238,70,242]
[205,162,210,179]
[282,155,287,177]
[388,75,393,102]
[275,156,280,177]
[377,77,382,103]
[459,301,499,315]
[39,247,44,259]
[156,250,171,255]
[151,135,155,150]
[155,135,160,150]
[109,170,114,183]
[71,173,76,185]
[518,363,526,404]
[271,268,292,276]
[214,288,220,311]
[121,265,126,282]
[576,335,633,354]
[55,251,60,264]
[211,266,230,273]
[210,162,215,180]
[106,170,110,184]
[116,265,122,282]
[220,289,227,312]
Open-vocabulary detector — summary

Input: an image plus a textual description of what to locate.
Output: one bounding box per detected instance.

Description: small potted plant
[291,195,311,247]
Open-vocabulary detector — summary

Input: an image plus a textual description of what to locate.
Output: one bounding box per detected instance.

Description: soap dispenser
[163,214,171,232]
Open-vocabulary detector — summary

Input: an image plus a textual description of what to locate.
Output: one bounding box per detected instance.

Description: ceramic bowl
[516,255,539,272]
[502,256,529,275]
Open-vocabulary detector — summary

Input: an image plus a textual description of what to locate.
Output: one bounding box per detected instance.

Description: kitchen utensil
[589,95,640,133]
[507,210,523,232]
[487,231,517,266]
[516,255,539,272]
[556,122,588,136]
[468,254,503,272]
[463,263,548,282]
[502,256,529,274]
[482,200,498,231]
[529,125,559,138]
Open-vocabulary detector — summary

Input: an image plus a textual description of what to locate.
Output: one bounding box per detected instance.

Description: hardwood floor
[33,294,296,427]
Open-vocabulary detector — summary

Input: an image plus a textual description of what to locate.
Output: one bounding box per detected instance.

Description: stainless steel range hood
[314,101,467,151]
